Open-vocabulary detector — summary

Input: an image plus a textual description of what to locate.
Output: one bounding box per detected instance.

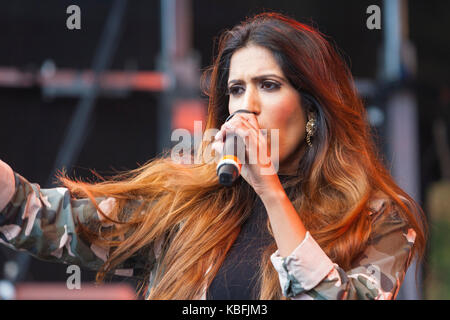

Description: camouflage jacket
[0,159,417,300]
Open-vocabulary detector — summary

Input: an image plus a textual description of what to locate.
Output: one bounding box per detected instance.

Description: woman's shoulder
[367,190,413,219]
[367,190,389,216]
[366,190,416,244]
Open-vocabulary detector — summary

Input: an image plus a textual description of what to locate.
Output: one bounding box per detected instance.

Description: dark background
[0,0,449,295]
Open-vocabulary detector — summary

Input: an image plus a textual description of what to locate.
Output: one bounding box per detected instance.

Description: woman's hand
[0,159,15,212]
[211,114,308,257]
[211,112,281,196]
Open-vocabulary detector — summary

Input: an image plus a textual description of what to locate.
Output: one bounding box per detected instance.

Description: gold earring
[305,116,317,147]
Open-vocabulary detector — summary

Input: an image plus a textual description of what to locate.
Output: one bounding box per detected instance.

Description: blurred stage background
[0,0,449,300]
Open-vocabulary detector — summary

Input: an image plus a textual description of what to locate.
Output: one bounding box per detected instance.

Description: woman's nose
[242,87,261,114]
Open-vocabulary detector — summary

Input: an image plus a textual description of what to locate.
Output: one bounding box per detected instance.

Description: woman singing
[0,12,427,300]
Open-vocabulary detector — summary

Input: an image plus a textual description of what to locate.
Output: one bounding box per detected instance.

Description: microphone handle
[216,133,245,186]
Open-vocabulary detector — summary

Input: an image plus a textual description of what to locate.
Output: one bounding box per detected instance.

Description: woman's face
[227,44,307,173]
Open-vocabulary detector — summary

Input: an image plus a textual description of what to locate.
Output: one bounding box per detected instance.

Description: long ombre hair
[58,12,427,299]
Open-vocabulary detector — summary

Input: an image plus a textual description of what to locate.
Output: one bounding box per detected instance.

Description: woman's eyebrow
[228,74,287,85]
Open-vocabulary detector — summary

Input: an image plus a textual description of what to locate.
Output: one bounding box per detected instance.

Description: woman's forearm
[0,159,16,212]
[259,181,307,258]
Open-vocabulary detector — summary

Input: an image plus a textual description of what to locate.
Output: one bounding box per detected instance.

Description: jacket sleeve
[270,199,417,300]
[0,160,159,280]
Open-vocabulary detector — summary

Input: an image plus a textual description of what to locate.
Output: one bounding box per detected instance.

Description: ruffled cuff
[0,159,16,212]
[270,231,334,298]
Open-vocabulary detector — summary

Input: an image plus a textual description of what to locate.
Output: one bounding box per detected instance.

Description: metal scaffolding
[383,0,422,300]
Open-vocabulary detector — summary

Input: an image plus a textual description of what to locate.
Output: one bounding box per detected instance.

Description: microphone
[216,133,245,186]
[216,110,256,186]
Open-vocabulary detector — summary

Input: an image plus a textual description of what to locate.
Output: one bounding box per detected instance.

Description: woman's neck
[277,141,307,176]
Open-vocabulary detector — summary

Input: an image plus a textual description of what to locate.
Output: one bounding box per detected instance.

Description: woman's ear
[300,92,315,120]
[306,108,316,122]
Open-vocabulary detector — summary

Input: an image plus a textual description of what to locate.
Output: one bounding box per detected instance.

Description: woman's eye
[227,86,244,96]
[261,81,280,90]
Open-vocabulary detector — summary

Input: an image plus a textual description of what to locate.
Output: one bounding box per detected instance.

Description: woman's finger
[236,113,260,131]
[214,129,223,142]
[211,140,224,155]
